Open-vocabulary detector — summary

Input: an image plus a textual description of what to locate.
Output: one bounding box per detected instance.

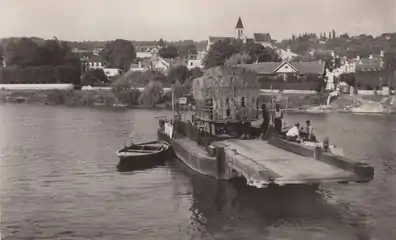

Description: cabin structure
[192,66,260,123]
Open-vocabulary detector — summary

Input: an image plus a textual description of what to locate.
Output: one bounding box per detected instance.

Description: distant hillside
[0,37,208,52]
[276,32,396,58]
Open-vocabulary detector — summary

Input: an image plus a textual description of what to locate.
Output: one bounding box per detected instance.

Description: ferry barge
[157,66,374,188]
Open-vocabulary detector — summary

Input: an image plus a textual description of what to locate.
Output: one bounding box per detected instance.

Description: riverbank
[0,89,173,110]
[2,89,395,114]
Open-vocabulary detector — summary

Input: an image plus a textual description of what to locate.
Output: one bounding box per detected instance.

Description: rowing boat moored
[116,140,173,171]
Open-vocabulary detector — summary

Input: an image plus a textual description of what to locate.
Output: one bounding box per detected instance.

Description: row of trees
[1,37,80,68]
[277,32,396,69]
[0,37,81,84]
[0,65,80,84]
[83,64,204,87]
[203,39,281,69]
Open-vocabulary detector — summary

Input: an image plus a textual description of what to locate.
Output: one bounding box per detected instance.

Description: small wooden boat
[116,140,173,171]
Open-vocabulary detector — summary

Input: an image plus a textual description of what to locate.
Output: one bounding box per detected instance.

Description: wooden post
[314,146,322,160]
[216,146,226,178]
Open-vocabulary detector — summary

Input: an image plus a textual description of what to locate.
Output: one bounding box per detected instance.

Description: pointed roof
[235,17,244,29]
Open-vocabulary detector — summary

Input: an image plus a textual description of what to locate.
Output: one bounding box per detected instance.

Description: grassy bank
[0,89,331,111]
[0,89,173,109]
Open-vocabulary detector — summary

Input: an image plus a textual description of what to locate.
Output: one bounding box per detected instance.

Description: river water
[0,104,395,240]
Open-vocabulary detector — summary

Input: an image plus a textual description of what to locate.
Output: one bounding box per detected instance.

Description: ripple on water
[0,105,396,239]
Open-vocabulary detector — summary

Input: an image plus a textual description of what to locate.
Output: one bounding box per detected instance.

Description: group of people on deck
[261,103,316,143]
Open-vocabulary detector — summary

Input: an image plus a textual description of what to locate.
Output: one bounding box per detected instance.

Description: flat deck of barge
[158,129,374,187]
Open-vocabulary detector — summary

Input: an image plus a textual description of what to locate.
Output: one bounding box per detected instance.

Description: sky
[0,0,395,42]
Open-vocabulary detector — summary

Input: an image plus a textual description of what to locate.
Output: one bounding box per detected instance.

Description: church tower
[235,16,244,40]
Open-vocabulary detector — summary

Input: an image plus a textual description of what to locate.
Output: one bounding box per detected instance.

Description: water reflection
[169,158,372,239]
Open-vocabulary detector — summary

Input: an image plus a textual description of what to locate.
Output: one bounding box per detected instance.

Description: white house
[103,68,123,78]
[278,48,298,61]
[84,55,105,69]
[130,57,171,75]
[187,60,204,70]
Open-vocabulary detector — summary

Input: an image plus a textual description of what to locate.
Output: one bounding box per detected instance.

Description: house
[84,55,105,69]
[103,68,123,78]
[1,55,5,67]
[253,33,272,48]
[206,16,274,51]
[130,56,171,75]
[187,60,204,70]
[72,48,94,61]
[238,61,325,76]
[278,48,298,61]
[237,61,325,90]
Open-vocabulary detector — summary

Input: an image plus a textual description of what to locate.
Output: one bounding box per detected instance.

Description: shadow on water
[168,158,373,239]
[116,159,168,173]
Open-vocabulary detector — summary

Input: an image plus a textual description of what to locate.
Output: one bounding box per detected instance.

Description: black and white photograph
[0,0,395,239]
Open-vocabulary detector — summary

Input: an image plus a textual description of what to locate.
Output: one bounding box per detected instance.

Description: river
[0,104,395,240]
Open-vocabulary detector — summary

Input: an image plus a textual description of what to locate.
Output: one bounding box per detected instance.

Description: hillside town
[0,16,395,109]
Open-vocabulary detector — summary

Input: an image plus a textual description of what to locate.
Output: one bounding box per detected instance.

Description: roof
[72,49,92,54]
[237,61,325,75]
[136,52,153,59]
[87,55,103,62]
[253,33,272,43]
[208,36,234,43]
[292,62,325,74]
[355,62,382,72]
[236,17,244,29]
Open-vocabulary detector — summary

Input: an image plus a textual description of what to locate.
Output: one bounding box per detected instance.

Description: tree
[190,67,203,79]
[240,42,281,63]
[33,39,71,66]
[225,53,252,66]
[111,74,140,105]
[178,44,198,58]
[158,38,165,48]
[203,39,242,69]
[81,68,109,86]
[138,80,164,107]
[142,69,168,85]
[384,50,396,70]
[100,39,136,72]
[168,65,190,84]
[3,38,40,67]
[159,45,179,59]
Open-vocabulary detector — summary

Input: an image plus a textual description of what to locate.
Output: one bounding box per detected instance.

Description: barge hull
[158,130,374,187]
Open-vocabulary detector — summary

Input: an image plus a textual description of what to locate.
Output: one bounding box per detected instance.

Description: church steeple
[236,16,244,29]
[235,16,244,39]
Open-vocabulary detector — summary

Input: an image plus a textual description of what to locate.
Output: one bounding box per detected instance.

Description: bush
[138,80,164,107]
[111,74,140,105]
[81,68,109,86]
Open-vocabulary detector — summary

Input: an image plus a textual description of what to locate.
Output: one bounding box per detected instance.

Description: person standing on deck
[260,104,270,138]
[240,98,250,139]
[273,104,283,134]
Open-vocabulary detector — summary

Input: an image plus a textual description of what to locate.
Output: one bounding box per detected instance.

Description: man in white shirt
[286,123,301,142]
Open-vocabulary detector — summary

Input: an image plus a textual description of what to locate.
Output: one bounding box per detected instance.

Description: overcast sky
[0,0,395,41]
